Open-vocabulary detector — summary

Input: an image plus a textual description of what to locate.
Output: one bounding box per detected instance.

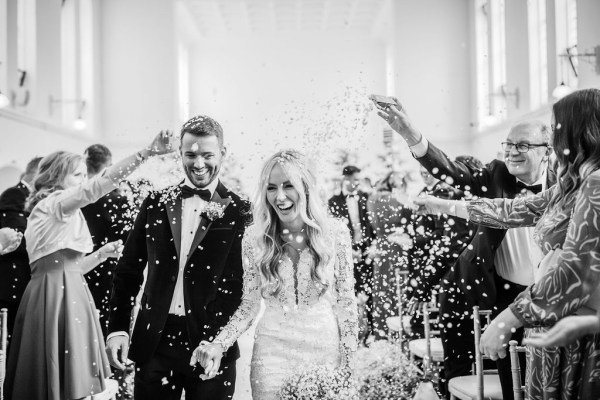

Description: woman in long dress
[416,88,600,399]
[194,149,358,399]
[4,132,175,400]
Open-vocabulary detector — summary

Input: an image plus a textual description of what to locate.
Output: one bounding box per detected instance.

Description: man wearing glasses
[374,98,554,400]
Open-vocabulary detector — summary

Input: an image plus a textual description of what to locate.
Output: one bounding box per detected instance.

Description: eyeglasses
[501,142,549,153]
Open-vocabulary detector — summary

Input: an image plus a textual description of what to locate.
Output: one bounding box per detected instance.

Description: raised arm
[55,131,176,218]
[510,173,600,326]
[333,221,359,368]
[373,96,496,195]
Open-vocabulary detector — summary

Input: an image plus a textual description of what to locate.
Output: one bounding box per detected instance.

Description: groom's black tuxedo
[108,181,250,365]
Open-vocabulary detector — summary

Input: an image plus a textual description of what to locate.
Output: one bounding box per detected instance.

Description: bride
[192,149,358,399]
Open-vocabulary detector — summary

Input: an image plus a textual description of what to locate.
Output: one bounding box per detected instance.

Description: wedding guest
[366,170,413,340]
[4,132,175,400]
[328,165,375,340]
[375,97,554,400]
[81,144,132,336]
[197,149,358,400]
[0,156,41,340]
[415,88,600,398]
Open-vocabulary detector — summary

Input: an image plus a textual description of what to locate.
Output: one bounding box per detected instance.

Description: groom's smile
[180,133,226,188]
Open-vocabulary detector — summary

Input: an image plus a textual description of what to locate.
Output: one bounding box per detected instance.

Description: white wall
[98,0,178,149]
[388,0,473,158]
[188,31,388,185]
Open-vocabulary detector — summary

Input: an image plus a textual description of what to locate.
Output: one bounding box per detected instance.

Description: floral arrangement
[354,340,421,400]
[278,365,359,400]
[203,201,227,221]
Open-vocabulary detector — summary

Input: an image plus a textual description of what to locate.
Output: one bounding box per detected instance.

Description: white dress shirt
[168,177,219,315]
[494,174,546,286]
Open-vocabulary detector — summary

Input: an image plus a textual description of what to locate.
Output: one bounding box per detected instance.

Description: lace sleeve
[332,220,359,367]
[466,187,555,229]
[215,227,262,350]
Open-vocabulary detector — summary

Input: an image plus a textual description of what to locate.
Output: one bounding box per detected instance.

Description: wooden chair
[448,306,502,400]
[1,308,8,400]
[408,301,444,377]
[509,340,527,400]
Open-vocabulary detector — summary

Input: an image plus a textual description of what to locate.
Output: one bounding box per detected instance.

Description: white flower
[203,201,226,221]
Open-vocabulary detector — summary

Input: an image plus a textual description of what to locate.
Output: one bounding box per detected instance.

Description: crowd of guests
[376,88,600,399]
[0,88,599,400]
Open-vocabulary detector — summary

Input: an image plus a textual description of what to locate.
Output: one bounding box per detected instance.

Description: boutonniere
[202,201,226,221]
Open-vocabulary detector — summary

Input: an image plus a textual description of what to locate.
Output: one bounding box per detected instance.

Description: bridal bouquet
[278,365,359,400]
[354,340,420,400]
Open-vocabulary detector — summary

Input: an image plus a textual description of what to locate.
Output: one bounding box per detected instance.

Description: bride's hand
[190,341,224,380]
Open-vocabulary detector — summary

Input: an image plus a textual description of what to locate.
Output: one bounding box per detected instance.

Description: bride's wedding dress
[215,219,358,399]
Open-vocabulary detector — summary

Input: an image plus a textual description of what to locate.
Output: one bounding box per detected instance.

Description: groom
[107,116,250,399]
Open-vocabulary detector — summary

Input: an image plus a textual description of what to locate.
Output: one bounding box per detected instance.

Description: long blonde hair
[253,150,333,297]
[26,151,84,212]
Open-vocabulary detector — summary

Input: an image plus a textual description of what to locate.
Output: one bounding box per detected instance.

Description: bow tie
[181,185,211,201]
[516,181,542,194]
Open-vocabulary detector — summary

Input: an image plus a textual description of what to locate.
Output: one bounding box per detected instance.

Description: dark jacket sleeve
[204,210,246,337]
[108,196,150,334]
[418,142,497,197]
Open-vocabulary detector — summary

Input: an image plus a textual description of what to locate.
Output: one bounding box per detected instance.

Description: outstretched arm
[56,131,176,217]
[414,187,554,229]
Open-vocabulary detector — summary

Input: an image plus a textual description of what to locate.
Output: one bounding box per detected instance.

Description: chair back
[1,308,7,400]
[0,308,6,354]
[473,306,492,400]
[509,340,526,400]
[422,301,440,375]
[394,269,408,341]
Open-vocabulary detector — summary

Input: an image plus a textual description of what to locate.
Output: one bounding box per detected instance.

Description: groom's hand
[190,342,224,380]
[106,335,130,370]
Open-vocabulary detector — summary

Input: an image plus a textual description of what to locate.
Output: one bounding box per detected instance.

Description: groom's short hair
[180,115,224,148]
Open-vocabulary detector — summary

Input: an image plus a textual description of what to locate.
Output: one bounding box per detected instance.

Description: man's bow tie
[516,181,542,194]
[181,185,211,201]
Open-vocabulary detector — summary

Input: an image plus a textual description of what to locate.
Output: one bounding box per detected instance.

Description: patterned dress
[215,219,358,400]
[466,170,600,399]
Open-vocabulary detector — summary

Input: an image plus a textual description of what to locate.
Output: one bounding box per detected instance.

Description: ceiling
[180,0,389,37]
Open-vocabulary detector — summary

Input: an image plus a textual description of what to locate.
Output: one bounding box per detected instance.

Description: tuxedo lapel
[186,185,232,264]
[165,189,183,261]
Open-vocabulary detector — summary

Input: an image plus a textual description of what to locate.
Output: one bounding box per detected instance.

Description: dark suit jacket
[82,191,131,298]
[328,191,375,254]
[0,182,31,304]
[417,142,555,308]
[407,182,474,302]
[108,181,250,364]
